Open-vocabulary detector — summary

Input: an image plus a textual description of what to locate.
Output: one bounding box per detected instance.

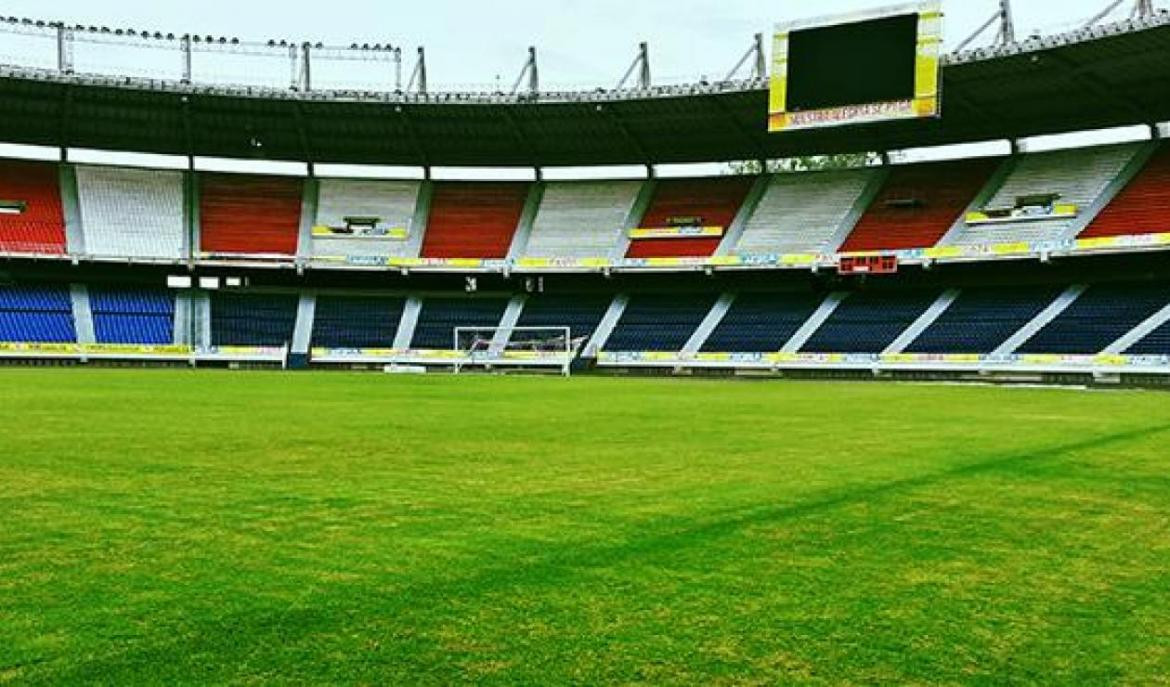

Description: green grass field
[2,370,1169,685]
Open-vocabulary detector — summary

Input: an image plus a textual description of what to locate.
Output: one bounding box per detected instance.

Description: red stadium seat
[840,158,1000,253]
[421,182,529,259]
[626,177,756,258]
[1081,145,1170,239]
[199,173,302,256]
[0,160,66,255]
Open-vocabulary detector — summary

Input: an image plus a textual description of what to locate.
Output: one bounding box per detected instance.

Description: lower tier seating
[701,292,825,352]
[1017,282,1170,354]
[801,289,939,353]
[89,287,175,344]
[605,293,718,351]
[513,293,613,346]
[311,295,405,349]
[1126,318,1170,355]
[410,297,509,349]
[0,285,75,342]
[0,160,67,254]
[210,292,299,346]
[906,285,1064,354]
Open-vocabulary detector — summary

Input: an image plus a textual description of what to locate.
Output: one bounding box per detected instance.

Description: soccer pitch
[2,370,1168,684]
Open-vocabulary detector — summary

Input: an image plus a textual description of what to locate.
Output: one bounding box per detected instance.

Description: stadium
[2,0,1170,683]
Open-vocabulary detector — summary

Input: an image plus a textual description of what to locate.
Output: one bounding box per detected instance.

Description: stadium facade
[2,9,1170,383]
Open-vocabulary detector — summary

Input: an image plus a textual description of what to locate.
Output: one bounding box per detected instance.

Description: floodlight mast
[724,33,766,82]
[616,42,651,90]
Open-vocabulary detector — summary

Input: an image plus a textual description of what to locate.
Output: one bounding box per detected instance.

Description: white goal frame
[453,326,576,376]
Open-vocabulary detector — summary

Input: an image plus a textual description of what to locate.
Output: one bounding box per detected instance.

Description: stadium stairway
[200,173,303,256]
[420,182,529,259]
[625,176,756,258]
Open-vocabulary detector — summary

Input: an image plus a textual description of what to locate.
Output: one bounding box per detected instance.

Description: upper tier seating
[948,144,1140,247]
[0,160,66,254]
[524,180,642,259]
[604,293,718,352]
[0,285,75,342]
[1126,318,1170,355]
[76,166,186,260]
[311,295,405,348]
[801,289,938,353]
[701,291,826,352]
[1081,144,1170,238]
[89,287,175,345]
[210,292,299,346]
[840,158,1000,252]
[312,179,421,259]
[905,285,1063,354]
[626,176,755,258]
[512,293,613,345]
[410,297,509,349]
[421,183,528,259]
[733,169,874,256]
[1017,282,1170,354]
[200,173,302,256]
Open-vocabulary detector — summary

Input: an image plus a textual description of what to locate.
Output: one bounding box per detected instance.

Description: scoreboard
[769,2,943,133]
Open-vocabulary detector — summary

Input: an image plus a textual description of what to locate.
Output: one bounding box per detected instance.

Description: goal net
[453,326,582,375]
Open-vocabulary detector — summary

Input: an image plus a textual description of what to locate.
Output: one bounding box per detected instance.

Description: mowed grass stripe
[1,370,1168,684]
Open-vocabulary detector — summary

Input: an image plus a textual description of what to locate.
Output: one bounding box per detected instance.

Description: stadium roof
[1,15,1169,166]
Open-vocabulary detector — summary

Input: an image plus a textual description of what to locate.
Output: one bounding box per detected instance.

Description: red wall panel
[200,173,302,255]
[421,182,529,259]
[0,160,66,254]
[1082,145,1170,238]
[626,176,755,259]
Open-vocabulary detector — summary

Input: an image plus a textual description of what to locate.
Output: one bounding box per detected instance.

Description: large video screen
[769,2,942,133]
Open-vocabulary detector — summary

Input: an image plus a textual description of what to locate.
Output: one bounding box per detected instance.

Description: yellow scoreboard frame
[769,1,943,133]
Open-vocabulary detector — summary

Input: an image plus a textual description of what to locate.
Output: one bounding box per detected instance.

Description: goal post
[453,326,580,376]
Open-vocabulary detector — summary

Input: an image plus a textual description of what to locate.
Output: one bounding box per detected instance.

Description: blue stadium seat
[513,293,612,345]
[1126,319,1170,355]
[410,297,508,349]
[211,292,298,346]
[0,285,76,343]
[701,292,824,352]
[906,286,1063,354]
[605,293,717,352]
[311,296,404,349]
[1018,283,1170,354]
[802,289,938,353]
[89,287,175,345]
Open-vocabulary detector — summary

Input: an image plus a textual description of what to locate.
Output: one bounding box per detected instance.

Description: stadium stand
[840,158,1000,252]
[948,144,1141,246]
[801,289,939,353]
[89,287,175,345]
[732,169,875,255]
[524,180,642,258]
[210,292,299,346]
[420,183,528,259]
[1081,144,1170,238]
[904,285,1064,354]
[512,293,613,345]
[0,160,67,254]
[700,291,826,352]
[310,295,405,349]
[1126,319,1170,355]
[604,293,719,351]
[626,177,756,258]
[200,173,302,256]
[76,166,186,259]
[0,285,76,342]
[410,297,509,349]
[1016,282,1170,354]
[312,179,421,259]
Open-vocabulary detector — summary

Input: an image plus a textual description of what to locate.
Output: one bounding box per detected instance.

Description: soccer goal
[453,326,581,376]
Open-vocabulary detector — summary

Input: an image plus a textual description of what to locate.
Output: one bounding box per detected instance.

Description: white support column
[993,284,1087,356]
[780,292,849,353]
[489,294,528,353]
[1103,303,1170,354]
[59,164,85,256]
[610,179,657,260]
[1062,141,1157,241]
[584,293,629,357]
[403,181,433,259]
[185,167,201,262]
[938,155,1019,246]
[824,168,889,254]
[884,289,961,354]
[296,177,320,263]
[172,290,194,346]
[69,284,95,344]
[193,290,213,350]
[714,174,771,257]
[393,295,424,349]
[506,183,545,260]
[291,292,316,355]
[682,293,736,354]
